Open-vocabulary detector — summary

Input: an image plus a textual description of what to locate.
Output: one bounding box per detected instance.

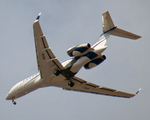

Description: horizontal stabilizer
[111,27,141,39]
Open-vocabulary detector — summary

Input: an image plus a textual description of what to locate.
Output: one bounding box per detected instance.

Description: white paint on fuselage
[6,46,107,100]
[6,73,41,100]
[61,57,73,67]
[6,72,66,100]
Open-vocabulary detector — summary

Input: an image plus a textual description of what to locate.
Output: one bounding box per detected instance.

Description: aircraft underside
[6,11,141,105]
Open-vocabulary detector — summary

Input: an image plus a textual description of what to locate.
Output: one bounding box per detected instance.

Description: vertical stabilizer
[102,11,115,32]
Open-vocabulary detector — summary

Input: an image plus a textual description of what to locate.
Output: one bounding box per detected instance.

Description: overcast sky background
[1,0,150,120]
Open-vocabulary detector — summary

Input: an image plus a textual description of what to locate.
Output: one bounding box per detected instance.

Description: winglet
[36,12,41,20]
[136,88,141,95]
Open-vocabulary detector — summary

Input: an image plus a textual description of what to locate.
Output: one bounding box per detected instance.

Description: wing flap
[47,58,65,71]
[33,19,64,79]
[62,76,135,98]
[99,87,116,92]
[40,36,49,49]
[86,82,99,88]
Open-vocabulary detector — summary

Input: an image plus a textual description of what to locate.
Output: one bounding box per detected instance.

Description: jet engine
[67,43,91,57]
[84,55,106,69]
[67,46,77,56]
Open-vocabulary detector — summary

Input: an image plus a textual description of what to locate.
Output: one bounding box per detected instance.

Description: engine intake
[84,55,106,69]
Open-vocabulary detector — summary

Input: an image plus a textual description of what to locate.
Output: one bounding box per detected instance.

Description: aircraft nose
[6,85,17,100]
[6,93,11,100]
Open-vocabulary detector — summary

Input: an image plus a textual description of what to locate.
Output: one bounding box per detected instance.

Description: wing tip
[36,12,42,20]
[34,12,42,24]
[136,88,142,95]
[130,88,141,98]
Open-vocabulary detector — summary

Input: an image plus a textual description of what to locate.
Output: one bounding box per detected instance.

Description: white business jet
[6,11,141,105]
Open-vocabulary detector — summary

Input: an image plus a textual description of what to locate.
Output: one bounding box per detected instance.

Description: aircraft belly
[14,78,41,99]
[46,74,66,87]
[16,86,39,99]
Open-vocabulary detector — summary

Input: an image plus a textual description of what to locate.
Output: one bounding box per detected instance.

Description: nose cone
[6,85,17,100]
[6,93,11,100]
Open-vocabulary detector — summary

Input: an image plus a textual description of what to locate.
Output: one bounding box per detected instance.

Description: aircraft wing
[33,15,64,79]
[62,76,136,98]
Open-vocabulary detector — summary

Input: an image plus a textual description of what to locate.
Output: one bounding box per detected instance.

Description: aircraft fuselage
[6,45,107,100]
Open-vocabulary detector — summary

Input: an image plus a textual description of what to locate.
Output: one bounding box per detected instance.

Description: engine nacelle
[67,43,91,57]
[84,55,106,69]
[67,46,77,56]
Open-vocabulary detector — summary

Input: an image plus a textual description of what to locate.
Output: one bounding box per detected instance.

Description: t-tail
[92,11,141,49]
[102,11,141,39]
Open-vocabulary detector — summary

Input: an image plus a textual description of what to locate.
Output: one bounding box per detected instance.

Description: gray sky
[1,0,150,120]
